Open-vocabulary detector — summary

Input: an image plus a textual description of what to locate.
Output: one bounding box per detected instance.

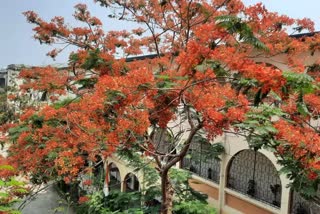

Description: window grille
[290,190,320,214]
[182,139,221,183]
[227,150,281,207]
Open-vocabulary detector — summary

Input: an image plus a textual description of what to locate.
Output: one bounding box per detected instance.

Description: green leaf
[283,71,316,93]
[8,125,29,141]
[137,83,152,90]
[81,49,102,70]
[53,97,79,109]
[215,15,268,51]
[69,53,79,63]
[297,102,310,116]
[7,179,24,187]
[76,78,98,89]
[0,165,15,171]
[0,192,9,198]
[47,151,58,160]
[13,188,29,194]
[194,64,207,73]
[105,90,127,105]
[155,74,170,80]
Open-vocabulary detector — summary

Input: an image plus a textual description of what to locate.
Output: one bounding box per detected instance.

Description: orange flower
[83,179,92,186]
[78,196,89,204]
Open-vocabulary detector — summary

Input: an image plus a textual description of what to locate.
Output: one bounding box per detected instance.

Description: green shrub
[173,201,216,214]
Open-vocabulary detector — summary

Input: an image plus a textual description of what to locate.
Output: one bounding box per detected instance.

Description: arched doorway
[124,173,140,192]
[93,156,105,189]
[227,149,282,207]
[108,162,121,191]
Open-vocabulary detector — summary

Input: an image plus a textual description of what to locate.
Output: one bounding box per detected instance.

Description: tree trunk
[160,170,174,214]
[157,122,203,213]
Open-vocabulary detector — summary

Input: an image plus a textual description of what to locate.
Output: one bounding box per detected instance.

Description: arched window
[227,150,281,207]
[108,163,121,191]
[182,137,221,183]
[124,173,139,192]
[290,190,320,214]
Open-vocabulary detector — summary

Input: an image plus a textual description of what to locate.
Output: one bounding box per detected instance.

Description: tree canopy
[1,0,320,213]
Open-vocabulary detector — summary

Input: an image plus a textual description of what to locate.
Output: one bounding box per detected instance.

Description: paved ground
[19,184,75,214]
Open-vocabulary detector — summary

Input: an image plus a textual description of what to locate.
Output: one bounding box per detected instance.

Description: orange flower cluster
[2,0,317,189]
[275,120,320,177]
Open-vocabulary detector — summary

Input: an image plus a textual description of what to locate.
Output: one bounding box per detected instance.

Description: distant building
[0,68,7,89]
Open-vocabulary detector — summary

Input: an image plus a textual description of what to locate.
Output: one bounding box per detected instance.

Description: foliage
[215,15,268,50]
[77,189,214,214]
[234,67,320,199]
[1,0,320,213]
[185,134,225,161]
[92,164,105,190]
[169,168,208,203]
[76,191,143,214]
[117,147,161,199]
[173,201,216,214]
[0,159,29,214]
[0,90,10,126]
[104,191,142,212]
[234,104,285,150]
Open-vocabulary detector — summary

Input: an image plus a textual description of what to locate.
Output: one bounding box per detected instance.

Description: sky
[0,0,319,68]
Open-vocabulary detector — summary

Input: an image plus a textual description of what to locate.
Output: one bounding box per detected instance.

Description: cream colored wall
[253,50,320,71]
[104,132,293,214]
[102,50,319,213]
[216,133,291,214]
[105,155,146,192]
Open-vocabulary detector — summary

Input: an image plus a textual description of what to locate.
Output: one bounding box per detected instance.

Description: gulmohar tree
[2,0,320,213]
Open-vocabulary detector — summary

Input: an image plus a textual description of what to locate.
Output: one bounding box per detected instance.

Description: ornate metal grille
[182,140,221,183]
[227,150,281,207]
[290,190,320,214]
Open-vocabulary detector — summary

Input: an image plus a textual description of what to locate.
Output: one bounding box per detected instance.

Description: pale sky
[1,0,319,68]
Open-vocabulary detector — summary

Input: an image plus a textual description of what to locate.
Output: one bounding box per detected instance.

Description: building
[102,34,320,214]
[104,132,319,214]
[2,33,320,214]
